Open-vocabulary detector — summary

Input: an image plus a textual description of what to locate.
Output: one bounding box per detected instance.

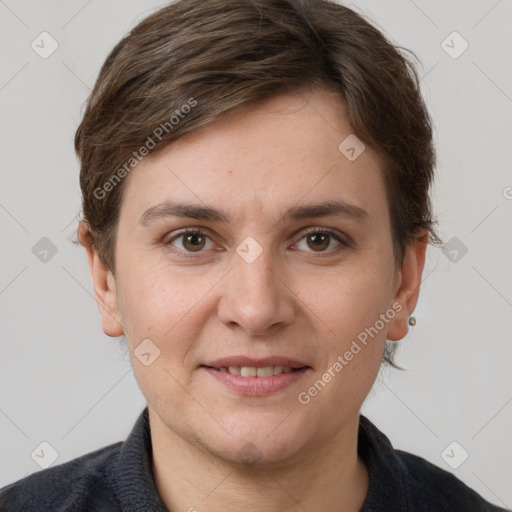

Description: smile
[215,365,296,377]
[201,365,310,396]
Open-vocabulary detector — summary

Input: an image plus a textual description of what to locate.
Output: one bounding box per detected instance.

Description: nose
[217,247,296,336]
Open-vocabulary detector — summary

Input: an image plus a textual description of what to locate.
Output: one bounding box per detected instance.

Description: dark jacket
[0,407,508,511]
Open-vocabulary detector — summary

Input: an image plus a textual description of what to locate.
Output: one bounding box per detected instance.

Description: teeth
[241,366,257,377]
[256,366,273,377]
[218,365,299,377]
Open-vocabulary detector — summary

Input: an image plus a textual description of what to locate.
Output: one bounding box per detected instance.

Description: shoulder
[357,415,509,512]
[0,441,123,512]
[395,449,509,511]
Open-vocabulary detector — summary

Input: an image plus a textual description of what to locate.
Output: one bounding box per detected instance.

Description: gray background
[1,0,511,507]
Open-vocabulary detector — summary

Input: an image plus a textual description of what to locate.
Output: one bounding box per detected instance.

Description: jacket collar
[358,414,408,511]
[110,408,168,511]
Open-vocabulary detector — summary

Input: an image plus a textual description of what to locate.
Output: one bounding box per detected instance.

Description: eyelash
[164,227,349,259]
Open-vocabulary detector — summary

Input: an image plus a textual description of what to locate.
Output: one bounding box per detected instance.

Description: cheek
[115,262,230,380]
[115,266,210,416]
[117,261,210,333]
[299,269,390,414]
[307,260,394,343]
[298,257,393,405]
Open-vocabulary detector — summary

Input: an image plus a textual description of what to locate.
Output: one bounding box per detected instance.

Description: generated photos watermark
[93,97,198,200]
[297,302,403,405]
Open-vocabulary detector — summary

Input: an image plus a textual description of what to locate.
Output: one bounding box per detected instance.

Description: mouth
[204,365,302,377]
[200,358,311,396]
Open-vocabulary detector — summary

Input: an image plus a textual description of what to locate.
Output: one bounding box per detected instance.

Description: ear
[79,224,124,337]
[387,230,428,341]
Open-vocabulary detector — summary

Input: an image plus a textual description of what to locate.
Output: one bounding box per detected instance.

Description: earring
[408,316,416,326]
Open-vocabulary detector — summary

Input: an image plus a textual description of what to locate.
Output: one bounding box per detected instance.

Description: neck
[149,409,369,512]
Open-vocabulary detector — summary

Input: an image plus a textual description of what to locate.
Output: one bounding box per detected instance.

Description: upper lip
[203,356,310,369]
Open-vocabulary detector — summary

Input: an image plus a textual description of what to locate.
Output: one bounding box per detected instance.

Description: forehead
[119,87,388,228]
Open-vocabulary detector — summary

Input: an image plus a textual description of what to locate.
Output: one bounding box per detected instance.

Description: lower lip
[201,367,309,396]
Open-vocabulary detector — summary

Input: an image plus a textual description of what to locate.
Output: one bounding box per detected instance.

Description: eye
[167,229,215,254]
[164,227,348,258]
[294,228,347,253]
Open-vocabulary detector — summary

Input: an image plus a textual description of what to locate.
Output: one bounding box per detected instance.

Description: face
[86,86,426,466]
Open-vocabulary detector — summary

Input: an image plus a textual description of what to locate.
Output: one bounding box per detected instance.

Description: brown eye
[168,230,214,253]
[306,233,331,251]
[182,233,206,252]
[294,229,346,253]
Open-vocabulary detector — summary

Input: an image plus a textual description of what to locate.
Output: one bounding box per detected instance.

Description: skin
[81,86,427,511]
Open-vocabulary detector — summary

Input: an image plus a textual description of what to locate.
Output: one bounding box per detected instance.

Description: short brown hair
[75,0,441,368]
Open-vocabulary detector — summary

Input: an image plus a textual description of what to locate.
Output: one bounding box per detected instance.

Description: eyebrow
[138,199,369,227]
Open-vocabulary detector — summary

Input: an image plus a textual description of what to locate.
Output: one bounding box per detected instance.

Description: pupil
[309,233,328,251]
[185,234,204,251]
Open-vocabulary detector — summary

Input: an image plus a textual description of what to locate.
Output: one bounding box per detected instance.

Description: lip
[203,356,308,369]
[202,367,309,396]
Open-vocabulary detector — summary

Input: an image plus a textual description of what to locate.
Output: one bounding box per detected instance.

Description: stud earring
[408,316,416,326]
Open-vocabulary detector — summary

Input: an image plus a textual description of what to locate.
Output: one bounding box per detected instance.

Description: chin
[193,409,314,467]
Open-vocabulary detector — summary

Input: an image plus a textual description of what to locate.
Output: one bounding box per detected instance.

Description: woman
[0,0,507,510]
